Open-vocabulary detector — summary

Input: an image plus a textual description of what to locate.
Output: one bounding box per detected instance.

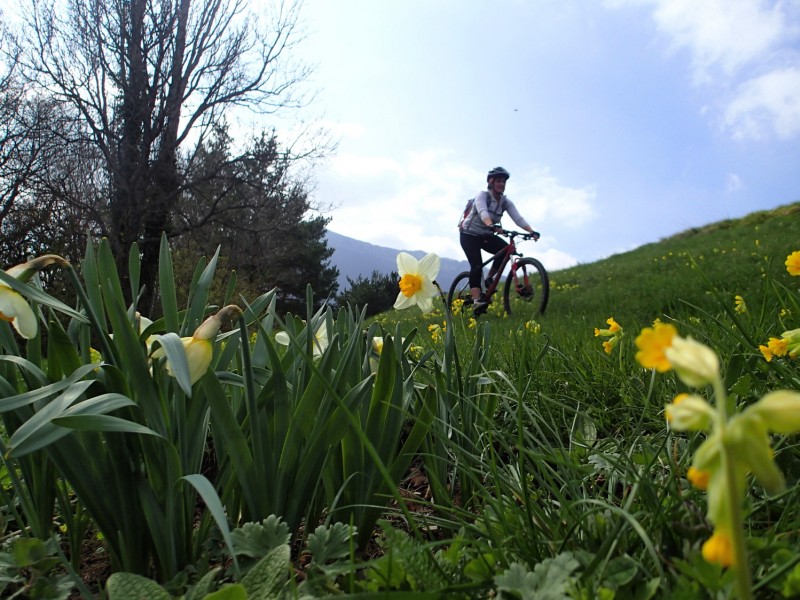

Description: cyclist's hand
[492,224,503,234]
[530,230,541,241]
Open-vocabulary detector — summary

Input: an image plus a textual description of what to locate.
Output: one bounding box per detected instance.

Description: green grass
[2,203,800,598]
[358,201,800,598]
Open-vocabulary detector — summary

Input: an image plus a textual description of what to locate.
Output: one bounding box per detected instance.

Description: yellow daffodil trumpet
[393,252,441,314]
[152,305,242,385]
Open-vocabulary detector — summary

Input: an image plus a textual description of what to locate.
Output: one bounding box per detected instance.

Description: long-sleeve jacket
[460,190,530,237]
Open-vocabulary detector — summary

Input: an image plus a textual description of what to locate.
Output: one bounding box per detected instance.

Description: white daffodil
[393,252,440,314]
[0,254,68,339]
[275,320,329,359]
[0,284,37,339]
[152,305,240,385]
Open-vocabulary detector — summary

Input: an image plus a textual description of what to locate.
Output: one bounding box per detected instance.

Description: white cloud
[607,0,800,141]
[540,249,579,272]
[323,152,594,262]
[650,0,790,82]
[726,172,743,192]
[724,67,800,139]
[513,168,596,228]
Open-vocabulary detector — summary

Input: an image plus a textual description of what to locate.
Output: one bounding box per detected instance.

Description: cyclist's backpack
[457,198,475,229]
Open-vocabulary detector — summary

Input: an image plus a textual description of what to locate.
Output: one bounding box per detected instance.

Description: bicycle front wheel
[503,258,549,318]
[447,271,473,315]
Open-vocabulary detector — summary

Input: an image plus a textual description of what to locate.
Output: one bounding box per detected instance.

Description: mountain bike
[447,229,549,318]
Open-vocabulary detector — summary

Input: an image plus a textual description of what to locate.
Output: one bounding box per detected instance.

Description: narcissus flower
[275,320,329,359]
[368,335,385,373]
[0,254,68,339]
[394,252,440,314]
[152,305,240,385]
[786,250,800,276]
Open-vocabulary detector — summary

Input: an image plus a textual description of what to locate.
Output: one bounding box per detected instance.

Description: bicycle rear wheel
[503,258,549,318]
[447,271,474,315]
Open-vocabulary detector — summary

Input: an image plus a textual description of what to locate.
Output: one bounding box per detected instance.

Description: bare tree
[15,0,315,308]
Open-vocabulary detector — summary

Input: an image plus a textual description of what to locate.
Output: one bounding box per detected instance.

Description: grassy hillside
[545,201,800,327]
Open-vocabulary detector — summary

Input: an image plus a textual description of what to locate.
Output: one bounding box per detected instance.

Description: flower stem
[714,377,753,600]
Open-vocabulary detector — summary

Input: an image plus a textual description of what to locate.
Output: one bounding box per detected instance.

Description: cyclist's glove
[530,230,541,240]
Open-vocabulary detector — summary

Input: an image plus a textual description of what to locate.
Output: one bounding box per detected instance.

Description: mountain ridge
[325,230,469,292]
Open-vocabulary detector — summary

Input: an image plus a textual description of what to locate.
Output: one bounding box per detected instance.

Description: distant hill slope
[325,231,470,292]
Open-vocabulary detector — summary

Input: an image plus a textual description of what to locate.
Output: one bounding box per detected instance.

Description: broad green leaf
[239,544,291,599]
[202,584,247,600]
[307,522,356,566]
[231,516,291,558]
[106,572,173,600]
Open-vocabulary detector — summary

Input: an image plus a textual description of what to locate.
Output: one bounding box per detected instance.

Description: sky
[269,0,800,271]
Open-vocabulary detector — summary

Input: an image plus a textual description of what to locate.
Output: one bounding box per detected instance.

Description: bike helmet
[487,166,510,182]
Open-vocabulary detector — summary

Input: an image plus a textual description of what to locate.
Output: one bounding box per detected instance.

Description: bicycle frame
[482,231,528,299]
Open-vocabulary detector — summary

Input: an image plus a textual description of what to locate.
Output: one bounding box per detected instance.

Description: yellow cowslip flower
[758,330,800,361]
[152,305,240,385]
[451,297,464,316]
[635,321,677,372]
[468,317,477,329]
[0,254,68,339]
[428,323,442,342]
[748,390,800,434]
[595,317,623,354]
[666,393,714,430]
[525,320,540,334]
[665,336,720,388]
[394,252,441,314]
[786,250,800,276]
[702,530,735,567]
[687,466,710,490]
[734,295,746,314]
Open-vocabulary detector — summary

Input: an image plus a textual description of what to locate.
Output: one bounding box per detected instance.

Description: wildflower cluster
[594,317,623,354]
[428,322,446,342]
[758,329,800,362]
[635,321,800,571]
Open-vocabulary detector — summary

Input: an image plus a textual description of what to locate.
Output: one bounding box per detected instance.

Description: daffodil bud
[5,254,69,282]
[749,390,800,433]
[665,393,714,431]
[665,336,719,387]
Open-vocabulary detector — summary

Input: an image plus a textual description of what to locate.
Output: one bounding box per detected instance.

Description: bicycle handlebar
[492,226,540,241]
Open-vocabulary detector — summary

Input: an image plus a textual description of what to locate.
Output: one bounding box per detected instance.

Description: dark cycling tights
[460,231,507,289]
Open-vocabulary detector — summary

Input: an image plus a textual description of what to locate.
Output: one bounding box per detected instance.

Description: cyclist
[459,166,540,315]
